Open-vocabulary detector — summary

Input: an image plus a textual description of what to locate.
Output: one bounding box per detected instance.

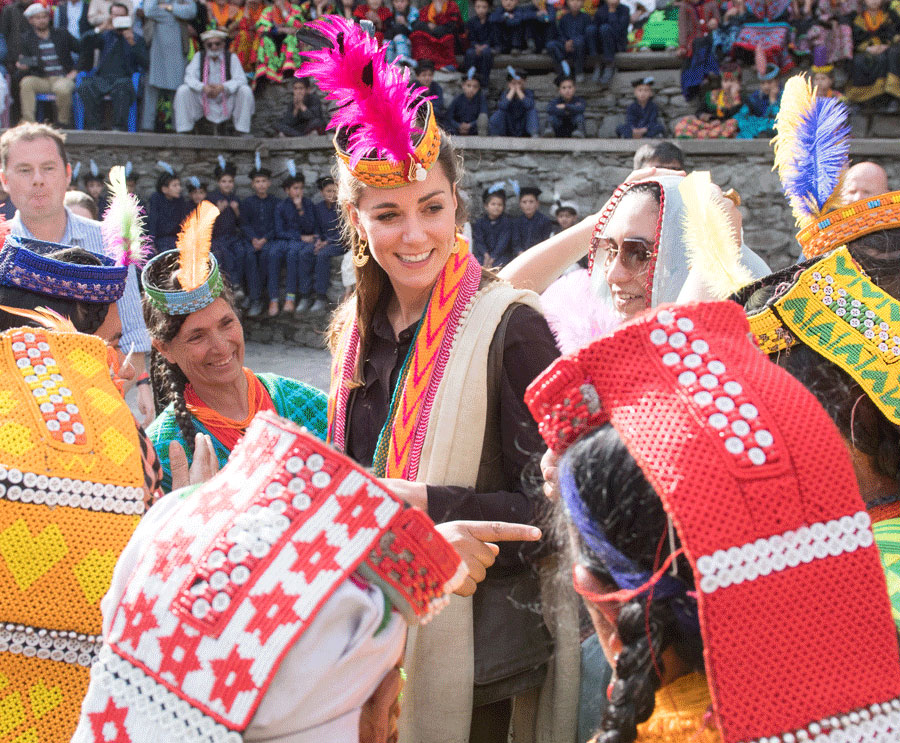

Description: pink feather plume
[298,17,432,168]
[540,269,621,354]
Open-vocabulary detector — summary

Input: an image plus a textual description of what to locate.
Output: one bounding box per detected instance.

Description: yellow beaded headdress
[297,17,441,188]
[773,74,900,258]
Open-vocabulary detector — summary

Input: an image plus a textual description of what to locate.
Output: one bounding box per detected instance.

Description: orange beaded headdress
[298,17,441,188]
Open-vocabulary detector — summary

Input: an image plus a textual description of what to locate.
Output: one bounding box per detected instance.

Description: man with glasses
[173,28,254,135]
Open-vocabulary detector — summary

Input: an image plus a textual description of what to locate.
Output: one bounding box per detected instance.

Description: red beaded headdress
[526,301,900,743]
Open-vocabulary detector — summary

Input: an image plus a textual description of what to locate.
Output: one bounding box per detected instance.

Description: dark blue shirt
[594,3,629,37]
[466,14,496,45]
[555,10,591,40]
[314,199,342,245]
[746,88,780,117]
[422,81,446,125]
[490,5,531,30]
[472,213,516,266]
[514,211,555,252]
[147,191,191,243]
[241,193,279,241]
[548,94,587,119]
[448,91,488,128]
[624,100,661,129]
[275,196,318,241]
[206,188,242,243]
[495,88,536,137]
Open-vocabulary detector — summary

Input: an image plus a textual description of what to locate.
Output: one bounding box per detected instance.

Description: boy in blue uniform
[269,172,318,316]
[593,0,629,84]
[304,176,344,314]
[472,186,516,267]
[240,164,279,318]
[463,0,495,88]
[488,67,540,137]
[546,0,595,80]
[414,60,446,127]
[514,185,555,250]
[147,169,191,257]
[447,69,489,135]
[490,0,529,53]
[616,76,666,138]
[546,74,587,137]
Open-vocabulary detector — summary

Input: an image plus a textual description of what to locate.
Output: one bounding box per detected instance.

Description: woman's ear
[347,203,365,241]
[152,338,176,366]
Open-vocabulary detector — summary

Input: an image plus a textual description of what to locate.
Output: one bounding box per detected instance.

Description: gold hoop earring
[354,236,369,268]
[451,233,460,254]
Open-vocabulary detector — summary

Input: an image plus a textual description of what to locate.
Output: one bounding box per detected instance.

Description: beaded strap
[798,190,900,258]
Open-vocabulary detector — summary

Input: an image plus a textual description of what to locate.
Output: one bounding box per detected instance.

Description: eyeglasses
[593,236,654,274]
[206,40,225,48]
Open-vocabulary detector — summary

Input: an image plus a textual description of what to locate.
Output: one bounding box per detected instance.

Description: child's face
[556,208,577,229]
[394,0,409,12]
[634,83,652,105]
[321,183,338,204]
[605,0,619,8]
[760,78,778,97]
[85,179,103,200]
[294,82,308,103]
[559,79,575,100]
[190,187,206,205]
[462,78,481,98]
[501,0,516,12]
[566,0,583,12]
[126,178,137,193]
[218,174,235,194]
[416,69,434,87]
[367,0,383,9]
[864,0,882,11]
[252,175,270,197]
[162,178,182,199]
[474,0,489,17]
[813,72,833,92]
[485,195,505,219]
[288,182,304,200]
[519,194,538,218]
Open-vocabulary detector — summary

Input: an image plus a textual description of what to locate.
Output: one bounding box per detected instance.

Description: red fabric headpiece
[526,301,900,743]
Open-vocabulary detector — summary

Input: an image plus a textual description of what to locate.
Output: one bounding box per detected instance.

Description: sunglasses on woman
[593,236,655,274]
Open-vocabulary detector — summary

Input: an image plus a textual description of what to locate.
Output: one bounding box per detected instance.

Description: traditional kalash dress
[846,6,900,103]
[526,299,900,743]
[73,411,467,741]
[728,75,900,631]
[299,17,580,742]
[254,0,306,84]
[233,0,265,72]
[674,82,741,138]
[0,235,158,743]
[142,208,328,493]
[731,0,794,72]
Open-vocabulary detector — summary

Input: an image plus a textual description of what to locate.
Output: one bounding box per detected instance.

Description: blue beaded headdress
[0,236,127,303]
[141,250,223,316]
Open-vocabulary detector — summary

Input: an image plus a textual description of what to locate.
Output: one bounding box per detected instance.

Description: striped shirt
[8,208,152,352]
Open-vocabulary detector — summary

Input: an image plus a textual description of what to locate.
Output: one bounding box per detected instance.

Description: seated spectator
[812,61,844,99]
[185,175,206,206]
[678,0,720,100]
[140,0,195,132]
[240,161,277,317]
[353,0,392,43]
[233,0,265,72]
[206,0,242,37]
[254,0,304,85]
[674,67,740,138]
[554,199,578,231]
[616,75,665,138]
[546,73,587,137]
[711,0,743,57]
[81,162,108,214]
[447,68,488,135]
[734,63,780,138]
[515,185,555,250]
[123,162,145,210]
[592,0,628,84]
[527,0,553,53]
[385,0,418,63]
[547,0,594,81]
[268,170,317,316]
[76,3,147,131]
[846,0,900,109]
[490,0,529,54]
[17,3,79,127]
[87,0,134,29]
[55,0,92,45]
[174,29,255,135]
[472,185,516,267]
[463,0,494,88]
[410,0,464,70]
[413,59,446,125]
[300,175,344,314]
[275,76,325,137]
[730,0,792,73]
[64,189,97,219]
[801,0,854,66]
[147,169,191,255]
[489,66,539,137]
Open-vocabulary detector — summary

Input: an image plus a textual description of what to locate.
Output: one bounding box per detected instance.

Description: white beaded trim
[740,696,900,743]
[0,622,101,666]
[0,465,145,515]
[93,646,242,743]
[696,511,874,594]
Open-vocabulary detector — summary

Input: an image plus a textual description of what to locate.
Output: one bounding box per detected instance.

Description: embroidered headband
[297,17,441,188]
[526,301,900,743]
[142,250,223,315]
[0,235,127,303]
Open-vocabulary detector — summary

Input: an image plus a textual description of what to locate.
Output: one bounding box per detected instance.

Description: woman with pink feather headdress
[298,17,580,743]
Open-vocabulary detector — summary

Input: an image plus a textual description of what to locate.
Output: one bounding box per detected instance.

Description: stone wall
[62,132,900,276]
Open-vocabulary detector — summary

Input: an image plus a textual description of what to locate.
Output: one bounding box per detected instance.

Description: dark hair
[295,76,311,87]
[416,59,435,73]
[555,74,574,87]
[632,142,685,171]
[282,174,304,189]
[0,248,112,333]
[110,1,130,12]
[156,172,179,192]
[482,188,506,204]
[142,252,237,453]
[186,180,206,193]
[562,425,703,743]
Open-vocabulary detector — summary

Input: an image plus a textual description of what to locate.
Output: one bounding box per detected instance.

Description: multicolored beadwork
[141,251,224,316]
[797,190,900,258]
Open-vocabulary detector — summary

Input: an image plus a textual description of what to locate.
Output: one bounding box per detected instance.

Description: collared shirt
[64,0,82,39]
[8,208,152,352]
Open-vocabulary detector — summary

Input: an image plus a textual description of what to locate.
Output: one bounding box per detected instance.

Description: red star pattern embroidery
[335,486,386,532]
[88,697,132,743]
[157,622,204,686]
[246,584,301,645]
[208,646,256,714]
[150,528,194,582]
[290,529,342,573]
[118,591,159,651]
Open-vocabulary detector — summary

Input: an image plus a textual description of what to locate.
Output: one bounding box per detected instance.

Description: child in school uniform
[270,171,318,316]
[472,185,516,267]
[616,76,666,138]
[447,69,489,135]
[464,0,495,88]
[186,177,208,208]
[301,175,345,314]
[147,170,192,256]
[240,164,279,318]
[514,185,556,250]
[488,66,540,137]
[490,0,530,53]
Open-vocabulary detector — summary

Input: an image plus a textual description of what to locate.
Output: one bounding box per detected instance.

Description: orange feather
[176,201,219,292]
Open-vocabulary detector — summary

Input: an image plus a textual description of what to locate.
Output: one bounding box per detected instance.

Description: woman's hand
[169,434,220,491]
[540,448,561,501]
[379,478,428,509]
[436,521,542,596]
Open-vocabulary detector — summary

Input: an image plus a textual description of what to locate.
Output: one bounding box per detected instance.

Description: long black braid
[561,424,703,743]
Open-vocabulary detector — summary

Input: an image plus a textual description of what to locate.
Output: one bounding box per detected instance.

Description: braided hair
[562,424,703,743]
[141,251,236,455]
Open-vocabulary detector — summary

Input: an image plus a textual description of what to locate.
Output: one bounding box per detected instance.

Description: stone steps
[457,49,681,73]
